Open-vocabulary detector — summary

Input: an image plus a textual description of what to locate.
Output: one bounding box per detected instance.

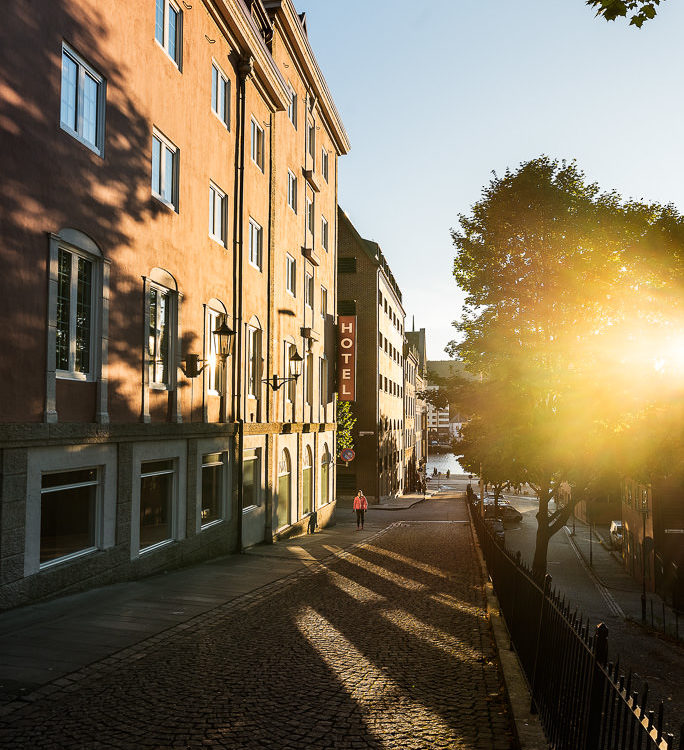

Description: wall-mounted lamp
[181,320,235,378]
[263,349,302,391]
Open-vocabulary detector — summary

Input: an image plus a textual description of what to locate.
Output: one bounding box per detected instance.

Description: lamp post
[262,348,303,391]
[641,490,648,623]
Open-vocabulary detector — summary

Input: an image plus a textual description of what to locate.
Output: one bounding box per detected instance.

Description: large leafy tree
[451,156,684,577]
[587,0,664,27]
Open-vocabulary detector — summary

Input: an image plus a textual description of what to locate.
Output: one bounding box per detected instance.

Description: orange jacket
[353,494,368,510]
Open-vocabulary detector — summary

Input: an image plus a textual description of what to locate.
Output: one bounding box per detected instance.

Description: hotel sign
[338,315,357,401]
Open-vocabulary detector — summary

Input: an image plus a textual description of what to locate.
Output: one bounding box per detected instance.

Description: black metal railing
[471,508,680,750]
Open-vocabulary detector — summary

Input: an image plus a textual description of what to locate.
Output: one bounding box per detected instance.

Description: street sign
[340,448,355,462]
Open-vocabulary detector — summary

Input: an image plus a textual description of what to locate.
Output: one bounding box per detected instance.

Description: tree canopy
[587,0,664,27]
[450,156,684,576]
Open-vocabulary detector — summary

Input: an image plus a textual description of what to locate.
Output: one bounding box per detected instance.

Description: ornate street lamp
[213,320,235,361]
[263,348,302,391]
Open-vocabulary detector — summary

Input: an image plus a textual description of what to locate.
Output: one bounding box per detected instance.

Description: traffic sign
[340,448,355,462]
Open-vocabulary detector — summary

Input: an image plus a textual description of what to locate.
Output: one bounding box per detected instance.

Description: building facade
[403,344,419,492]
[336,208,405,502]
[406,328,428,484]
[0,0,348,609]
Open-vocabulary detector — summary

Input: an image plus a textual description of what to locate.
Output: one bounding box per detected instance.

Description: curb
[468,509,548,750]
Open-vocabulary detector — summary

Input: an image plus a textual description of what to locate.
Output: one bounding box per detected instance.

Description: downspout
[233,54,253,553]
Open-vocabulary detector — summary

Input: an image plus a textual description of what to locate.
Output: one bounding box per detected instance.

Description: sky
[301,0,684,360]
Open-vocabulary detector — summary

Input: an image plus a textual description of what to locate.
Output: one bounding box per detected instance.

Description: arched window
[320,443,330,506]
[302,445,313,515]
[206,299,227,396]
[276,448,291,530]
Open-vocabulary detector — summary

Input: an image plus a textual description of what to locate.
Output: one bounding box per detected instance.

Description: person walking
[353,490,368,530]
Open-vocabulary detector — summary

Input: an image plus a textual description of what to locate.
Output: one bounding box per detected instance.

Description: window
[306,197,314,234]
[243,449,261,508]
[307,120,316,166]
[321,216,329,251]
[288,85,297,128]
[337,257,356,274]
[321,286,327,318]
[155,0,182,67]
[304,271,313,309]
[152,129,179,210]
[320,444,331,505]
[40,468,98,565]
[247,325,262,398]
[319,356,328,406]
[276,449,290,528]
[286,254,296,296]
[60,44,105,155]
[206,307,224,394]
[201,452,225,526]
[56,247,95,378]
[321,149,329,182]
[209,182,227,245]
[305,352,314,405]
[302,446,313,515]
[285,343,296,405]
[248,218,263,270]
[148,284,175,388]
[139,459,174,550]
[251,118,264,171]
[287,170,298,213]
[211,62,230,128]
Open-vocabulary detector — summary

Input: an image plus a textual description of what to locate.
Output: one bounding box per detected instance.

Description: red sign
[340,448,355,462]
[337,315,357,401]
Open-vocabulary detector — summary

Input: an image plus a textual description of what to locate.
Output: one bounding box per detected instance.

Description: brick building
[0,0,348,609]
[336,209,406,502]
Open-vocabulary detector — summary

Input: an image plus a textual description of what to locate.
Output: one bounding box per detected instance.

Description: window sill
[209,234,226,248]
[211,110,230,131]
[56,371,95,383]
[242,504,260,514]
[151,193,178,213]
[201,518,224,531]
[139,538,174,555]
[59,124,104,158]
[40,546,97,570]
[155,39,181,71]
[248,261,263,272]
[150,383,171,391]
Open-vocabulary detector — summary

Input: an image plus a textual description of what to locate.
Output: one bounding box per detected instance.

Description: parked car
[485,504,522,525]
[485,517,505,544]
[609,520,624,549]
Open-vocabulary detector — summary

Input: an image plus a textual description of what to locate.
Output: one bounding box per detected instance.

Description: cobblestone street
[0,511,514,749]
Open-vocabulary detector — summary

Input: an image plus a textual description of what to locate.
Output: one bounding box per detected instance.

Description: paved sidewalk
[0,505,515,748]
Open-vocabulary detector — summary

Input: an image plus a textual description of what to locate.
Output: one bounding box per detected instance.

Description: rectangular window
[319,357,328,406]
[243,449,261,508]
[60,44,105,155]
[248,218,263,270]
[321,149,329,182]
[304,272,313,308]
[307,120,315,166]
[206,308,223,394]
[140,459,174,550]
[247,326,261,397]
[305,352,313,405]
[251,118,264,171]
[286,254,296,296]
[211,62,230,128]
[288,85,297,128]
[56,247,94,377]
[201,452,224,526]
[155,0,182,67]
[285,343,296,404]
[148,285,173,387]
[287,170,297,213]
[209,182,227,245]
[40,469,98,565]
[321,286,327,318]
[152,129,179,210]
[306,197,314,234]
[321,216,329,251]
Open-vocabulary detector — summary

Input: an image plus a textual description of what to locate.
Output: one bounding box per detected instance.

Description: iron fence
[471,508,681,750]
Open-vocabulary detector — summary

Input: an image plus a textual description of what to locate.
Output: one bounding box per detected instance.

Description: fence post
[583,622,608,750]
[530,573,552,714]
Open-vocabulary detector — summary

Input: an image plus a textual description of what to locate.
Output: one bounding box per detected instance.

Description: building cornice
[263,0,350,154]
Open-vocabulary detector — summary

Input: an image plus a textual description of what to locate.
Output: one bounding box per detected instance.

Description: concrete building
[0,0,348,609]
[336,209,405,502]
[405,327,428,482]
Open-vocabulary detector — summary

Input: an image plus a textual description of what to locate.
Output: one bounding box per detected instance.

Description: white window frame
[242,448,262,510]
[206,306,224,396]
[151,128,179,210]
[284,342,296,407]
[247,325,262,399]
[131,440,186,559]
[307,120,316,167]
[155,0,183,69]
[147,282,177,390]
[211,61,230,129]
[196,437,232,531]
[306,197,314,234]
[286,253,296,296]
[55,244,98,381]
[321,148,329,182]
[319,355,328,407]
[287,84,297,129]
[24,444,117,576]
[321,215,329,252]
[60,43,106,156]
[320,285,327,318]
[287,170,298,213]
[305,351,314,406]
[248,217,263,271]
[304,271,313,309]
[209,181,227,246]
[250,117,264,171]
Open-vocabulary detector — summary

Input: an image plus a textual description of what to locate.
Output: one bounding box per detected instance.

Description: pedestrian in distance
[353,489,368,530]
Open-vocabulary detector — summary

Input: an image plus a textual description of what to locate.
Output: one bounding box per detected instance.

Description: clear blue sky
[303,0,684,359]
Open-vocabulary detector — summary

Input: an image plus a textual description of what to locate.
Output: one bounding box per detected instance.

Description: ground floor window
[140,459,174,549]
[243,449,261,509]
[201,452,224,526]
[320,443,331,505]
[40,469,98,564]
[302,446,313,515]
[277,448,291,529]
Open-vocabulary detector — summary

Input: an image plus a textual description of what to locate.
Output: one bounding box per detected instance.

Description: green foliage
[416,388,449,409]
[587,0,663,27]
[336,398,357,459]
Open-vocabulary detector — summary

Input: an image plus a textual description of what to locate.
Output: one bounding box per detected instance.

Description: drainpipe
[233,55,253,553]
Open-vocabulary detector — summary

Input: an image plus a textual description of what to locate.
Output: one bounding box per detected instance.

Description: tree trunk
[532,487,551,580]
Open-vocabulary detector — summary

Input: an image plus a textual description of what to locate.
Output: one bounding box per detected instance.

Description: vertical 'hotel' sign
[337,316,357,401]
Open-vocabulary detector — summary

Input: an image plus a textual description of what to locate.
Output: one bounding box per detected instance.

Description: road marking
[564,527,624,618]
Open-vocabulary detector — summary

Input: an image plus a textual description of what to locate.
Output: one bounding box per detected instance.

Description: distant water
[426,452,467,476]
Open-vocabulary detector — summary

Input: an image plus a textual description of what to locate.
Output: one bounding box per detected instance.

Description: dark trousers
[356,509,365,528]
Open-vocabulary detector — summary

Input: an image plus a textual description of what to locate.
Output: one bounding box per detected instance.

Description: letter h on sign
[337,315,356,401]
